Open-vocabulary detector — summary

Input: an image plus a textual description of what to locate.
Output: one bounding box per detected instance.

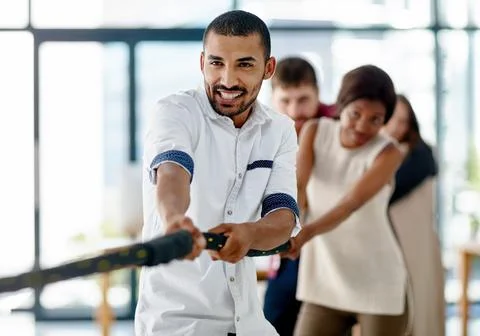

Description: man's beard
[207,83,258,118]
[209,95,257,118]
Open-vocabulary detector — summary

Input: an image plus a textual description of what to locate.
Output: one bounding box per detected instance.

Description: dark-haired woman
[284,65,410,336]
[383,94,445,336]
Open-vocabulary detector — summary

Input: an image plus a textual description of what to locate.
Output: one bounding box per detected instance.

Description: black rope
[203,232,290,257]
[0,231,290,294]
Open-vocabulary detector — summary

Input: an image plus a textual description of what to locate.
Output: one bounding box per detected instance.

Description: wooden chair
[458,242,480,336]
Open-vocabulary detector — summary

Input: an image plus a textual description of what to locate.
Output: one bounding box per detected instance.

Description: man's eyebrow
[237,57,257,62]
[206,55,257,62]
[207,55,223,61]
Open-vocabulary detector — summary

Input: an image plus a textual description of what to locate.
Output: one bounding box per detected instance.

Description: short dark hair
[203,10,271,60]
[336,65,396,124]
[271,57,318,89]
[396,94,422,148]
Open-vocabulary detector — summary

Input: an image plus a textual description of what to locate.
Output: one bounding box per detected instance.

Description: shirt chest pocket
[242,160,273,197]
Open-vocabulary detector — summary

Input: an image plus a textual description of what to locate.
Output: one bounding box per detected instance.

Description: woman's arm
[296,120,318,224]
[295,142,404,247]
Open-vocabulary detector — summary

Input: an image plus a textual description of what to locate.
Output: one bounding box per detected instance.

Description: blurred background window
[0,0,479,324]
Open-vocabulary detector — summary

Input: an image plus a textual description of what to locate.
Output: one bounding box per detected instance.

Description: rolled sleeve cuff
[149,150,194,184]
[261,192,299,218]
[261,193,301,236]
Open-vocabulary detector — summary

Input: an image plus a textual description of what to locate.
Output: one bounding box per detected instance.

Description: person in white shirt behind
[135,10,299,336]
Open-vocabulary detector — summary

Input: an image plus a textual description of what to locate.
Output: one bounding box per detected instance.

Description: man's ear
[264,57,276,80]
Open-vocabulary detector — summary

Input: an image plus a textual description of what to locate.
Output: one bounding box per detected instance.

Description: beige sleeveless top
[297,118,407,315]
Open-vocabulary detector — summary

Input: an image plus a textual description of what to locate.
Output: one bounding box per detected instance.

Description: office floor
[0,313,479,336]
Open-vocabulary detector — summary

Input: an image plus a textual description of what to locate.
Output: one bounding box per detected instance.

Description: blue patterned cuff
[247,160,273,171]
[261,193,299,218]
[149,150,194,184]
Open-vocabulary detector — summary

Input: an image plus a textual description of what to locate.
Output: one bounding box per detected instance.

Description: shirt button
[238,173,242,179]
[230,276,235,282]
[236,316,240,322]
[227,210,233,215]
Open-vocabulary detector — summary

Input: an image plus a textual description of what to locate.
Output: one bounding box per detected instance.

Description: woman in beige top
[283,65,409,336]
[383,94,445,336]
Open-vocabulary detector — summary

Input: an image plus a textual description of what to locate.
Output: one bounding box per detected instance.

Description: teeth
[219,91,242,100]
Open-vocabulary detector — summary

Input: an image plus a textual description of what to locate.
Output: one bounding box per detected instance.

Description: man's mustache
[213,85,246,93]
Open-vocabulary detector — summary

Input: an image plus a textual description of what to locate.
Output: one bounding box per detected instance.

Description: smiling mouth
[353,132,369,142]
[216,90,244,103]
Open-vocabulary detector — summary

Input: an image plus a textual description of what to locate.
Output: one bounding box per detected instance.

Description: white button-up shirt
[135,87,299,336]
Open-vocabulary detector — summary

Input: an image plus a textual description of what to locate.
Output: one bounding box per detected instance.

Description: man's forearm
[155,163,191,227]
[248,209,295,250]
